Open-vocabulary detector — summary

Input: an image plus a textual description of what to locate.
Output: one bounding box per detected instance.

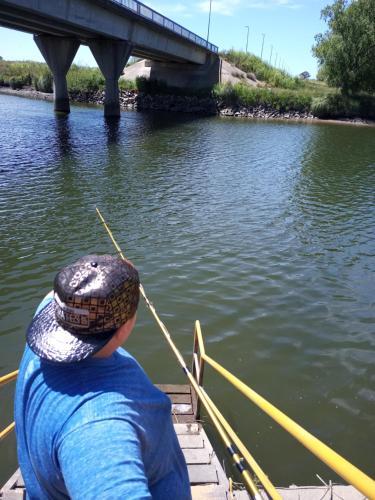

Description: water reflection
[54,114,73,158]
[104,116,120,145]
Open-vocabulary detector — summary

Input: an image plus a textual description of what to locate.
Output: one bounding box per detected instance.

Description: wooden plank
[1,491,25,499]
[183,448,210,465]
[1,470,20,494]
[188,464,218,485]
[168,394,192,404]
[233,491,251,499]
[178,434,204,449]
[174,423,200,435]
[156,384,191,394]
[172,413,196,424]
[15,476,24,488]
[172,403,193,415]
[191,485,227,500]
[198,427,229,490]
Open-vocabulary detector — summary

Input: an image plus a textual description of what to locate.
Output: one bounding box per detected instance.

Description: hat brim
[27,301,115,363]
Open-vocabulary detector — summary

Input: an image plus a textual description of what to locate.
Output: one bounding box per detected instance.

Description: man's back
[15,343,191,499]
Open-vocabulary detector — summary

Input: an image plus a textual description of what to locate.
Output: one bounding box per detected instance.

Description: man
[15,254,192,500]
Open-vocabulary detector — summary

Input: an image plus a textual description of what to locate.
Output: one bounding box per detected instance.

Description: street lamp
[245,25,249,53]
[207,0,212,42]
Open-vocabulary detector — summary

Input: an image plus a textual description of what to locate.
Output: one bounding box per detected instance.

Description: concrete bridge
[0,0,219,116]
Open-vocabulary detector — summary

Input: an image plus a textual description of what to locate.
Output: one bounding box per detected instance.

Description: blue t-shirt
[15,297,191,500]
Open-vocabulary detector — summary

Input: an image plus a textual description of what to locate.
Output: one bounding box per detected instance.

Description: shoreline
[1,86,374,127]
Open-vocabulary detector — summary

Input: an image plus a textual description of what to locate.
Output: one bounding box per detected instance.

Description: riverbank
[2,57,375,124]
[1,86,374,126]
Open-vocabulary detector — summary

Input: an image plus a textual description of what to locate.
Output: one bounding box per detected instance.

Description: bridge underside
[0,8,192,64]
[0,0,210,64]
[0,0,220,116]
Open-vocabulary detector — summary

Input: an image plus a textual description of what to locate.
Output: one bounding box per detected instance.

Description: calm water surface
[0,94,374,486]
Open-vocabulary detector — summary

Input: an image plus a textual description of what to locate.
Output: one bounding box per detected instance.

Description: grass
[213,83,313,113]
[218,50,375,119]
[0,60,106,93]
[1,57,374,119]
[220,49,303,90]
[66,65,104,92]
[0,60,47,88]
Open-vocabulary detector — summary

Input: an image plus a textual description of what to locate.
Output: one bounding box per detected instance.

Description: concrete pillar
[34,35,80,113]
[89,40,133,117]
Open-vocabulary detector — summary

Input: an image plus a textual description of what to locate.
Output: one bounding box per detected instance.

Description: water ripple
[1,95,375,485]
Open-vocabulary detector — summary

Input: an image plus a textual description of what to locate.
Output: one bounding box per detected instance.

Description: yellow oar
[96,207,275,500]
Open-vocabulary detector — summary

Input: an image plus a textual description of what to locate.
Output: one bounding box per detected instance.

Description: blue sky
[0,0,329,78]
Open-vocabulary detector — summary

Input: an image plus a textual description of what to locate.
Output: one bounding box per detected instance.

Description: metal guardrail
[192,321,375,499]
[109,0,219,53]
[0,370,18,442]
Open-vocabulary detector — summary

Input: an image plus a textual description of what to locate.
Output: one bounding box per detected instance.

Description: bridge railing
[111,0,219,53]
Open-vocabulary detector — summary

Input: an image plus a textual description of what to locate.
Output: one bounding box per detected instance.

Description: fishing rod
[96,207,277,500]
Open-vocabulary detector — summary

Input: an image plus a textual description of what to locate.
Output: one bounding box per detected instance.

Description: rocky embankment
[0,86,312,120]
[70,89,313,120]
[3,86,370,124]
[218,105,314,120]
[70,89,218,115]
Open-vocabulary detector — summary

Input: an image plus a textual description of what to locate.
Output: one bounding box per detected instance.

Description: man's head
[27,255,140,363]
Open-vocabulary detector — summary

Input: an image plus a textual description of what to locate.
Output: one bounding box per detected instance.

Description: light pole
[207,0,212,42]
[245,25,249,53]
[260,33,265,60]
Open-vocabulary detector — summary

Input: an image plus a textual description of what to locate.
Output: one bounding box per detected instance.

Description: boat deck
[0,384,366,500]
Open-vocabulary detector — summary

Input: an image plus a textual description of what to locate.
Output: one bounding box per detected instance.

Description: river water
[0,93,374,488]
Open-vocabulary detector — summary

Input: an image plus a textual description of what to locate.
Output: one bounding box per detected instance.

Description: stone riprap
[2,87,372,124]
[69,89,313,119]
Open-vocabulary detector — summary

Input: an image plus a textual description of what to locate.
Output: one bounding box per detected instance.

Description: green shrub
[213,83,312,112]
[8,76,25,89]
[67,65,105,92]
[33,70,53,93]
[0,60,50,90]
[311,93,375,119]
[119,79,137,91]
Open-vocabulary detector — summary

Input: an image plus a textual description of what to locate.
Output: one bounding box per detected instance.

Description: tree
[312,0,375,94]
[299,71,311,80]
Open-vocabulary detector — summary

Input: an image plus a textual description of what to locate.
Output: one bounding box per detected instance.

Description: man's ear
[114,314,137,344]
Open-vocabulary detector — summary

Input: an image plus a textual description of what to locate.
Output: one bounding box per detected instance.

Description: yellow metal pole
[96,208,263,500]
[201,387,281,500]
[0,422,15,442]
[0,370,19,387]
[194,320,279,498]
[0,371,18,440]
[203,353,375,499]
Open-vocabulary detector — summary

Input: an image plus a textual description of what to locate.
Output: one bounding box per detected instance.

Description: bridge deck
[0,0,218,65]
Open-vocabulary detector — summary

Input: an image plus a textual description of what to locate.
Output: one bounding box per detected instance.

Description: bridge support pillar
[34,35,80,114]
[89,40,133,118]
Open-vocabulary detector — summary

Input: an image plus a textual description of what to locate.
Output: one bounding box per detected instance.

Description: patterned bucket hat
[27,255,140,363]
